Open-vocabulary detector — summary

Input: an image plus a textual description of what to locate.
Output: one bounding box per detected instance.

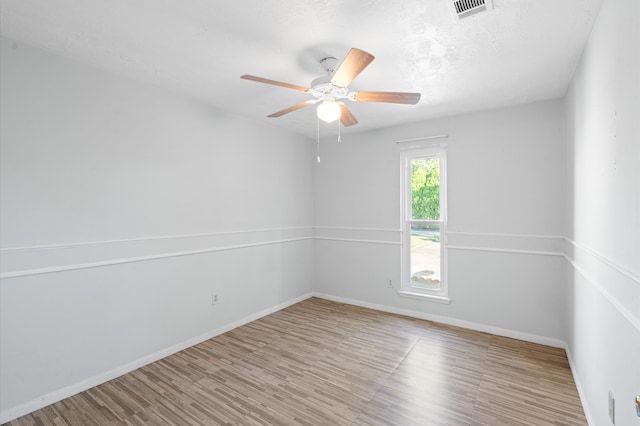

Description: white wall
[313,100,568,343]
[0,37,314,420]
[564,0,640,424]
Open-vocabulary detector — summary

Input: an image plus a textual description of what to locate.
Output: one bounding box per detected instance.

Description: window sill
[397,290,452,304]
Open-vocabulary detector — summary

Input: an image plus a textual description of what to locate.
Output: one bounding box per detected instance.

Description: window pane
[410,223,441,290]
[411,158,440,220]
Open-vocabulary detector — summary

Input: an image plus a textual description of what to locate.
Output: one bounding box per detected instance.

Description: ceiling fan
[240,48,421,127]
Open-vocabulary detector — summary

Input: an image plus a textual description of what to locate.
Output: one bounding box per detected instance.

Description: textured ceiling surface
[0,0,603,136]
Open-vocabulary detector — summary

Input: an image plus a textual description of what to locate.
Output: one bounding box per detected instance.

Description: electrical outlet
[387,280,394,288]
[608,391,615,424]
[211,294,219,306]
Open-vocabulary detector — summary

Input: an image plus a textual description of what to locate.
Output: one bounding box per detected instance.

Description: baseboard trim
[565,346,595,426]
[312,292,566,348]
[0,292,314,424]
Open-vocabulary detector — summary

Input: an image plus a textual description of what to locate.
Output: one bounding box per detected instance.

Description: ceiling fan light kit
[240,47,421,128]
[316,100,342,123]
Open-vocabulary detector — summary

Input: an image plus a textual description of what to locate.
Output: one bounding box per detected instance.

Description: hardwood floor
[7,298,587,425]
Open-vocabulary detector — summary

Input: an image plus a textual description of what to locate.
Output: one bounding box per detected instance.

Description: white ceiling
[0,0,603,137]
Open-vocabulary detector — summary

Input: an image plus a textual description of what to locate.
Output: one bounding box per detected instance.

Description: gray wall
[0,37,314,417]
[313,100,568,342]
[564,0,640,424]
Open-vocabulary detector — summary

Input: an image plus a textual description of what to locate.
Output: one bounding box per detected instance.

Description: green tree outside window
[411,158,440,220]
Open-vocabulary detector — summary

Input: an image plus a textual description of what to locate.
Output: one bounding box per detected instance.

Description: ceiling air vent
[452,0,493,19]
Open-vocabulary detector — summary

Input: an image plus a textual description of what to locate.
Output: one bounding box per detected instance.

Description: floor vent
[452,0,492,19]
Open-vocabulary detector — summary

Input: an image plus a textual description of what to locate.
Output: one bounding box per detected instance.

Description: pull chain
[316,117,321,163]
[338,119,341,143]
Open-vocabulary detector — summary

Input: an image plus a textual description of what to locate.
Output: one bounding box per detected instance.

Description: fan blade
[241,75,309,92]
[340,104,358,127]
[267,101,314,118]
[330,48,375,88]
[353,91,421,104]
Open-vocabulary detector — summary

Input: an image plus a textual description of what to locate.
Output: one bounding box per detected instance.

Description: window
[399,147,450,303]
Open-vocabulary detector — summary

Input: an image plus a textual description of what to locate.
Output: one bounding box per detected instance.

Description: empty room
[0,0,638,425]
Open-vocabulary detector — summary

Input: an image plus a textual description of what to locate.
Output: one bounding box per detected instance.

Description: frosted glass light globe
[316,101,341,123]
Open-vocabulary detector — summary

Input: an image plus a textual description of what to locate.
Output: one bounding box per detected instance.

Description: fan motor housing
[310,76,349,100]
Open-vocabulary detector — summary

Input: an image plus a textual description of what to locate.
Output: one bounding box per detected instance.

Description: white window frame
[399,147,451,304]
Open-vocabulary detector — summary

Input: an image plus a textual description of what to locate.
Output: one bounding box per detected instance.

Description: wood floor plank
[6,298,587,425]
